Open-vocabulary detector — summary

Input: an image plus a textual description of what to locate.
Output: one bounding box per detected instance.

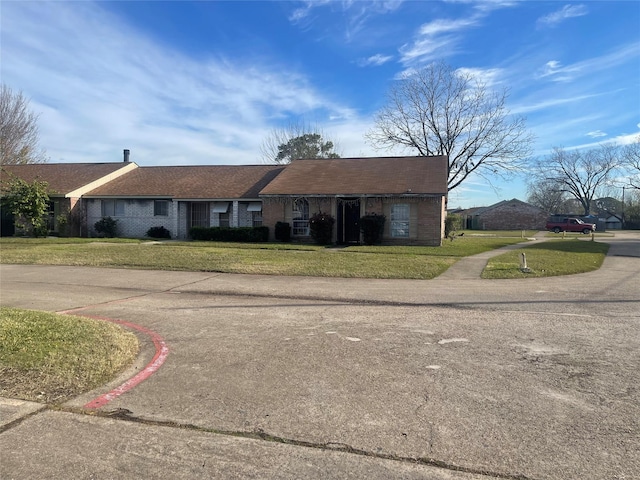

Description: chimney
[123,149,130,163]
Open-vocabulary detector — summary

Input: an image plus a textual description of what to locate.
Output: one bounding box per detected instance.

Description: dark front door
[338,198,360,244]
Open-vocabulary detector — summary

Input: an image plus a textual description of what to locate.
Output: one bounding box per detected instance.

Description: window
[102,199,125,217]
[154,200,169,216]
[292,198,309,236]
[219,213,230,227]
[252,211,262,227]
[390,204,409,238]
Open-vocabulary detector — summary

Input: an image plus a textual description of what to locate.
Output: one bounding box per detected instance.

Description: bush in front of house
[309,212,335,245]
[360,213,385,245]
[146,226,171,239]
[445,213,463,238]
[189,226,269,242]
[94,217,118,238]
[274,222,291,242]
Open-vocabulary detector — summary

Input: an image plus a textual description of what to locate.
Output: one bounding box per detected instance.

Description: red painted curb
[58,310,169,409]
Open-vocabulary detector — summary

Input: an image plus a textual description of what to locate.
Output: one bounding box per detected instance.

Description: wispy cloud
[399,16,480,66]
[456,67,504,87]
[2,1,358,165]
[536,42,640,83]
[357,54,394,67]
[537,4,588,27]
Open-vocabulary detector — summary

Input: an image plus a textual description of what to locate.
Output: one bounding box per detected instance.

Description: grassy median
[482,239,609,278]
[0,307,139,404]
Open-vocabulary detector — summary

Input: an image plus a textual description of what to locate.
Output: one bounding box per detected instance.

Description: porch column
[232,200,239,227]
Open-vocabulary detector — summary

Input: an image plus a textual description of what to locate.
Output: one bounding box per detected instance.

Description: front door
[337,198,360,244]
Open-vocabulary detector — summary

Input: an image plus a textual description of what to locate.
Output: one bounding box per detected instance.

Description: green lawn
[0,307,138,403]
[1,236,527,280]
[482,239,610,278]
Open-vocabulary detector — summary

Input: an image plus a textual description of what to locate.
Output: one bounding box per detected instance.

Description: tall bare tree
[622,136,640,189]
[0,85,47,165]
[531,145,620,215]
[260,121,340,164]
[366,61,533,191]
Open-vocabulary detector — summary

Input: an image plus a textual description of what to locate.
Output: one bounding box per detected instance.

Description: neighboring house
[83,165,284,239]
[0,161,136,236]
[259,156,448,246]
[461,199,549,230]
[603,214,622,230]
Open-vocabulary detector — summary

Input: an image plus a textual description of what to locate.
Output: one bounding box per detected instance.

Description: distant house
[1,161,136,236]
[460,199,548,231]
[259,156,448,246]
[604,214,622,230]
[83,165,284,239]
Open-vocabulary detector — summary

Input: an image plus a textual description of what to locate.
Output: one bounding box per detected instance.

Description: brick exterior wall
[475,200,548,230]
[263,196,445,245]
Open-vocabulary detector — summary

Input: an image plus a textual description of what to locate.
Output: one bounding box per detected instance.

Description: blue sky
[2,1,639,208]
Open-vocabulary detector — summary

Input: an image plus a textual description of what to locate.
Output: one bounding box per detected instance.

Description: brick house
[461,199,549,230]
[83,165,284,239]
[1,161,136,236]
[259,156,448,246]
[2,153,449,245]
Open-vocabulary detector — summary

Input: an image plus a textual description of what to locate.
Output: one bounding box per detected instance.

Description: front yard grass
[482,239,610,279]
[0,307,139,403]
[1,235,527,280]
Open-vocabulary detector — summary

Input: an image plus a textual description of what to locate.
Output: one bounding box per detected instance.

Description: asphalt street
[1,233,638,479]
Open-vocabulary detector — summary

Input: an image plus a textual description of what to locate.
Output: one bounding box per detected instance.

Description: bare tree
[526,179,566,214]
[0,85,47,165]
[531,145,620,215]
[260,121,340,164]
[622,136,640,189]
[366,61,533,191]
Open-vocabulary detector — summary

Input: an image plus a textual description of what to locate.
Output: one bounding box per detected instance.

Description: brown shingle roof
[259,156,448,196]
[0,163,132,195]
[85,165,285,199]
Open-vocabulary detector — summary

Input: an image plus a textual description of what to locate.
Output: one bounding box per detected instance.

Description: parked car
[545,217,596,234]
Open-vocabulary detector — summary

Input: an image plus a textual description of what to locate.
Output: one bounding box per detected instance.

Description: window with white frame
[292,198,309,236]
[102,199,125,217]
[390,204,410,238]
[154,200,169,216]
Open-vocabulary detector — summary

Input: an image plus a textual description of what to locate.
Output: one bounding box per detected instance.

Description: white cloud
[2,1,360,166]
[537,4,588,27]
[455,67,503,87]
[586,130,607,138]
[357,54,394,67]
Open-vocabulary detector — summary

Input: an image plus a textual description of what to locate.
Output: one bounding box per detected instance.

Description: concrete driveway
[1,233,639,479]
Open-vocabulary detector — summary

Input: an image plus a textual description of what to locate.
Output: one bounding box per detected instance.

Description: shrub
[94,217,118,238]
[146,226,171,239]
[189,226,269,242]
[274,222,291,242]
[309,212,335,245]
[359,213,385,245]
[445,213,463,238]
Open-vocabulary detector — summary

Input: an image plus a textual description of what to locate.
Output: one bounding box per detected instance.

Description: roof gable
[1,163,136,196]
[85,165,285,199]
[259,156,448,196]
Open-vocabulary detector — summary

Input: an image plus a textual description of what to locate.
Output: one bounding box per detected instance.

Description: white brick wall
[87,199,177,238]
